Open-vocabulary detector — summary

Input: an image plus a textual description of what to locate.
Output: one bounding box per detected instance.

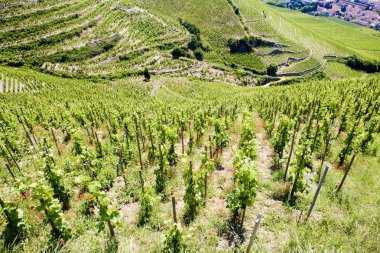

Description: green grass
[325,61,367,80]
[266,4,380,61]
[235,0,380,77]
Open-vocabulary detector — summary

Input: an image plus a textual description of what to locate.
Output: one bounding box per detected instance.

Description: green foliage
[188,35,202,51]
[227,36,270,53]
[300,4,318,13]
[267,63,278,76]
[0,14,80,44]
[194,48,204,61]
[0,197,29,246]
[240,112,257,160]
[0,20,97,59]
[30,181,71,240]
[163,223,184,253]
[144,68,151,82]
[201,149,215,174]
[227,158,258,218]
[288,144,312,202]
[171,47,188,59]
[87,181,120,233]
[97,165,116,191]
[338,120,360,166]
[37,37,120,65]
[72,131,84,156]
[41,156,71,211]
[179,19,200,37]
[137,187,159,226]
[155,148,168,194]
[183,163,202,225]
[359,120,377,153]
[213,119,230,152]
[272,117,291,160]
[346,55,380,73]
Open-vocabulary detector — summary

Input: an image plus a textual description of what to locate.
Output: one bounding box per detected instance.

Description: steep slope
[235,0,380,78]
[134,0,268,72]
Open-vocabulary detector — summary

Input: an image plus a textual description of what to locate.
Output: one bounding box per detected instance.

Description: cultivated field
[0,1,380,252]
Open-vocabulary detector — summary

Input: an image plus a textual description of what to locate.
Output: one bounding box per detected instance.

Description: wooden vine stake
[208,136,213,158]
[284,119,300,181]
[318,134,331,181]
[246,213,262,253]
[171,193,177,223]
[188,121,193,154]
[305,166,329,223]
[50,128,61,156]
[4,144,21,172]
[139,170,145,194]
[107,220,117,246]
[18,115,36,153]
[85,126,93,145]
[181,125,185,155]
[204,170,207,206]
[336,152,357,193]
[134,116,144,171]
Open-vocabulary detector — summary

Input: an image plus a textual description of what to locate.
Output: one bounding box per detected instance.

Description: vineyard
[0,65,379,252]
[0,0,380,252]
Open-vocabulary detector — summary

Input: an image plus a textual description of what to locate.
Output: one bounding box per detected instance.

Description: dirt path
[248,114,296,252]
[255,114,273,181]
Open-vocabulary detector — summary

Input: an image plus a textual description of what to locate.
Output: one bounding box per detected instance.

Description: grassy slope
[235,0,380,78]
[264,3,380,60]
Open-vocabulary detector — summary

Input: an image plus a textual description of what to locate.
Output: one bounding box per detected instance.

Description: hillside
[0,0,379,84]
[0,1,380,253]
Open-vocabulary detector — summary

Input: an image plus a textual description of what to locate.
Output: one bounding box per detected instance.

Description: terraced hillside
[0,0,264,85]
[1,0,379,83]
[0,1,189,76]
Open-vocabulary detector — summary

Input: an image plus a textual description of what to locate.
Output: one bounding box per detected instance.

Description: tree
[171,47,187,59]
[188,35,202,51]
[194,49,204,61]
[143,68,150,82]
[227,37,253,53]
[267,63,278,76]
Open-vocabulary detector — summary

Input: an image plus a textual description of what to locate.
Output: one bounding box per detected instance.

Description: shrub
[0,201,29,246]
[188,35,202,51]
[143,68,151,82]
[227,37,254,53]
[179,19,200,37]
[267,63,278,76]
[227,158,258,220]
[346,55,380,73]
[163,223,184,253]
[171,47,188,59]
[97,165,116,191]
[194,49,204,61]
[227,36,270,53]
[138,187,159,226]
